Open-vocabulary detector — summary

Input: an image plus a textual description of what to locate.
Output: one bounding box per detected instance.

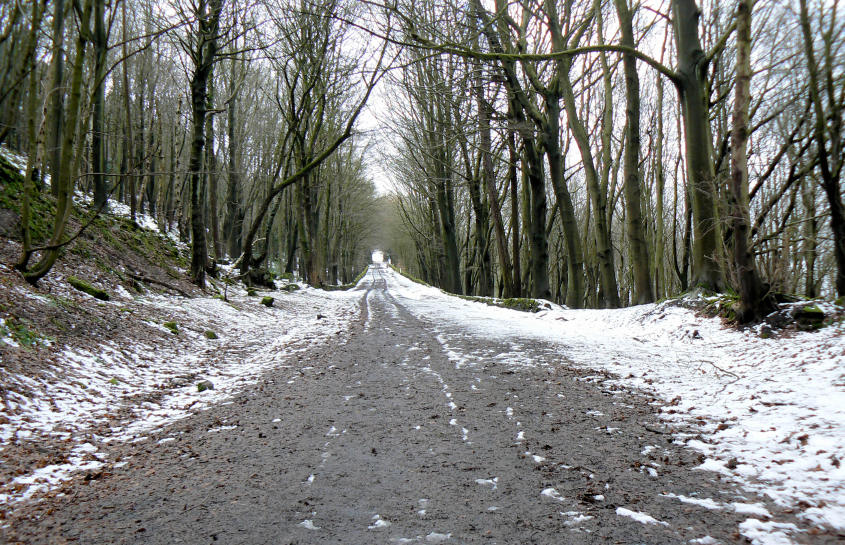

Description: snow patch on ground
[299,519,321,530]
[615,507,669,526]
[561,510,594,526]
[368,514,391,530]
[689,537,721,544]
[738,519,802,545]
[475,477,498,490]
[662,493,724,510]
[0,283,363,505]
[541,487,564,501]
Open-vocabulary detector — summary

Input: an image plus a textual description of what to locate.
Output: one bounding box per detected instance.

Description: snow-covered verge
[384,266,844,543]
[0,144,371,514]
[0,279,363,509]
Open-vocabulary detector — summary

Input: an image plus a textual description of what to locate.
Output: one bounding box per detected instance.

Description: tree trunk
[285,219,298,274]
[560,63,616,307]
[801,180,817,297]
[206,84,221,262]
[47,0,66,198]
[0,0,45,148]
[799,0,845,297]
[146,126,157,216]
[509,129,522,297]
[472,0,549,299]
[188,0,224,288]
[435,176,462,295]
[524,137,551,300]
[471,17,510,297]
[15,0,46,272]
[92,0,107,209]
[471,111,493,297]
[299,173,323,286]
[615,0,654,304]
[223,59,243,259]
[544,97,584,307]
[22,0,92,283]
[654,75,666,299]
[120,0,136,224]
[466,171,489,295]
[671,0,725,291]
[483,107,514,297]
[728,0,771,322]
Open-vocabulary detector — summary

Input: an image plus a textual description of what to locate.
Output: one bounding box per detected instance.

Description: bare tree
[184,0,224,288]
[799,0,845,297]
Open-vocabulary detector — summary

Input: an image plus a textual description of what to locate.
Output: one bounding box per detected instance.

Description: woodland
[0,0,843,322]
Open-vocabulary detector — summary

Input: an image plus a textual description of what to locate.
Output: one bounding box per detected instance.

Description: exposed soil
[4,266,836,544]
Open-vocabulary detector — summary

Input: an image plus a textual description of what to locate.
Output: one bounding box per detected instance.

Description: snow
[662,493,723,510]
[541,487,564,501]
[561,511,594,526]
[475,477,498,490]
[0,145,27,174]
[299,519,321,530]
[382,266,845,539]
[733,502,773,517]
[615,507,669,526]
[738,519,801,545]
[527,452,546,463]
[0,279,363,505]
[368,514,391,529]
[390,531,452,543]
[207,425,238,433]
[0,441,107,503]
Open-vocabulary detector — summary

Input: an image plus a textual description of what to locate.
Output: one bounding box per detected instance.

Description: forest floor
[0,258,843,544]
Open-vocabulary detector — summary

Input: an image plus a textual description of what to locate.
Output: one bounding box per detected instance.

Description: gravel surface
[3,266,827,544]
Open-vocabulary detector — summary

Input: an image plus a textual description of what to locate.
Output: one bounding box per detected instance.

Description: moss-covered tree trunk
[15,0,45,272]
[21,0,92,283]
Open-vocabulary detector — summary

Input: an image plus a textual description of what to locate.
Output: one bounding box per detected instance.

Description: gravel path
[4,266,825,544]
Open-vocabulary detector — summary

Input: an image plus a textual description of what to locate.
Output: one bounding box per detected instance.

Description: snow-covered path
[6,264,840,544]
